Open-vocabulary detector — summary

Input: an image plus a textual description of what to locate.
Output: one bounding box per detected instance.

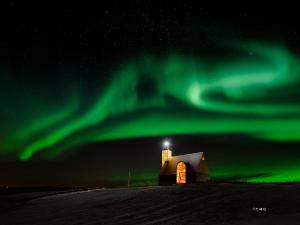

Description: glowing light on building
[163,140,170,149]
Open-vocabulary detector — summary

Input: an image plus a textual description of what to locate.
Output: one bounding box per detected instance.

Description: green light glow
[1,41,300,182]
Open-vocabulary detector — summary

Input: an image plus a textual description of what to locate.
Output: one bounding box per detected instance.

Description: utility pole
[127,169,131,188]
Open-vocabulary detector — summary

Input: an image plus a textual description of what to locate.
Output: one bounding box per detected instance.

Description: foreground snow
[1,184,300,225]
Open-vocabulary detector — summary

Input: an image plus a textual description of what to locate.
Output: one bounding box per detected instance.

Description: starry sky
[1,2,300,186]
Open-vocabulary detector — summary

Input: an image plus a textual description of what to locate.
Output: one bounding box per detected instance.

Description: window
[176,162,186,184]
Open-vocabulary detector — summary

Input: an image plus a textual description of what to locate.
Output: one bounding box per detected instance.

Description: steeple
[162,140,172,167]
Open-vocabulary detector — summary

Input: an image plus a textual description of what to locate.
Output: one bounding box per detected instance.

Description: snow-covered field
[1,184,300,225]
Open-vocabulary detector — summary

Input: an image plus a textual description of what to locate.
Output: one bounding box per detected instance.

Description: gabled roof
[161,152,204,175]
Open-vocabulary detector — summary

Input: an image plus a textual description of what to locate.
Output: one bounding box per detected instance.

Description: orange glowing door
[176,162,186,184]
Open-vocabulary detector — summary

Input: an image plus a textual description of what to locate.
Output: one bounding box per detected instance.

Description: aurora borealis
[2,42,300,183]
[2,42,300,160]
[1,4,300,185]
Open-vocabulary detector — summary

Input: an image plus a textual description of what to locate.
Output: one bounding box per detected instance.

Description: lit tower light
[162,140,172,167]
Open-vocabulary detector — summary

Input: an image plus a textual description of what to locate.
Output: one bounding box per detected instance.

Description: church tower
[162,141,172,167]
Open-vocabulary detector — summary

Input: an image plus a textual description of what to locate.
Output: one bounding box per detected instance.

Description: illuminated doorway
[176,162,186,184]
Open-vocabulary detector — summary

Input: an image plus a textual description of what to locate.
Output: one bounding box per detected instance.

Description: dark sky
[1,2,300,186]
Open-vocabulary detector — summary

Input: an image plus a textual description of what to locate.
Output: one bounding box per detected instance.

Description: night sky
[1,2,300,186]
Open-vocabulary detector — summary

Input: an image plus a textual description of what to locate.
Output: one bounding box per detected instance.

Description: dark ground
[1,183,300,225]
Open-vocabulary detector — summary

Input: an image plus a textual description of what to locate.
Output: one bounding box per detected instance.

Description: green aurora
[1,41,300,183]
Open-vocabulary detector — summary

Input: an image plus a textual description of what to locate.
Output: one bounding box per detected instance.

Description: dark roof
[161,152,204,175]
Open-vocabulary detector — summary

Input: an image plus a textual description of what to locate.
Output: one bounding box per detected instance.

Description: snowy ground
[1,183,300,225]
